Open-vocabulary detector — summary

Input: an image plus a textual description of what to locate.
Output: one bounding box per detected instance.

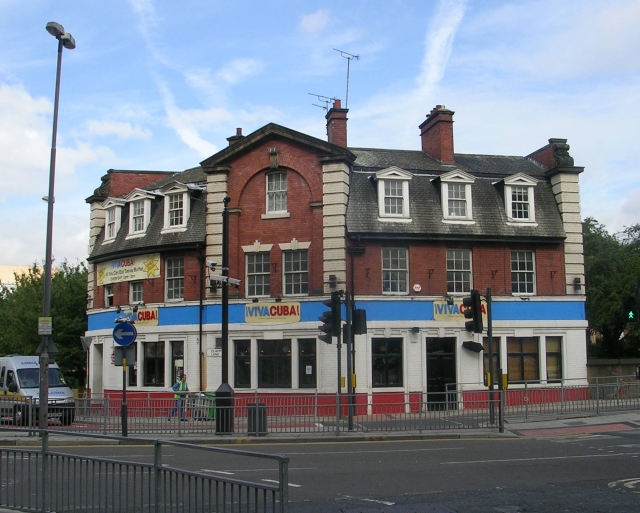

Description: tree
[0,261,87,384]
[583,218,640,357]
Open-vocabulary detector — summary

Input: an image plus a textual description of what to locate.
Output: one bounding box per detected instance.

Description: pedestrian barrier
[3,376,638,436]
[0,428,289,513]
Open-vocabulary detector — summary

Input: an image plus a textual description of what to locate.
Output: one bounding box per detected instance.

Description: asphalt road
[56,428,640,512]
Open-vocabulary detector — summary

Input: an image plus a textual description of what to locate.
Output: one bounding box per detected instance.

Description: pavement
[0,409,638,447]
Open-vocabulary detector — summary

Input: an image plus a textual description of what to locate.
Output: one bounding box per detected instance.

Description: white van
[0,355,76,426]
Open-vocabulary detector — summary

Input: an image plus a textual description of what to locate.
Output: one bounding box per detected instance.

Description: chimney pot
[227,127,245,146]
[419,105,455,163]
[326,99,348,148]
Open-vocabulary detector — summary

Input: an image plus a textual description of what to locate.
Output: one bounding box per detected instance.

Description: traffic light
[623,295,638,323]
[319,291,341,343]
[463,290,483,333]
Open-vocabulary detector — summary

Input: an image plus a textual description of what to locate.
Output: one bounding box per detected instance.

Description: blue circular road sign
[113,323,137,346]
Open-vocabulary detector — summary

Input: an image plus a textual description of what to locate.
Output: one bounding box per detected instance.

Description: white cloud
[300,10,330,35]
[216,59,266,85]
[87,121,152,140]
[0,83,52,194]
[417,0,468,92]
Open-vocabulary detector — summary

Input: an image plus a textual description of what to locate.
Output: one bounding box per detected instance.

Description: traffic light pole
[336,312,342,423]
[486,288,495,425]
[345,291,354,431]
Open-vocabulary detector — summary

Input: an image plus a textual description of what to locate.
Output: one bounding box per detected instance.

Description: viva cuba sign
[433,299,487,321]
[245,302,301,324]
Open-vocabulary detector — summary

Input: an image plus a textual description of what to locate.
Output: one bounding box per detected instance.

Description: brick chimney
[326,99,348,148]
[419,105,455,163]
[227,128,244,146]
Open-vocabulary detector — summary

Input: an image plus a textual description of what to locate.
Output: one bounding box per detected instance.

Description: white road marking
[201,469,234,475]
[442,451,640,464]
[362,498,395,505]
[262,479,301,488]
[285,447,462,456]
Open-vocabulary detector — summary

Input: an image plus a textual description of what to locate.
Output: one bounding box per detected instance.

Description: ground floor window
[546,336,562,382]
[507,336,539,383]
[143,342,165,386]
[235,340,251,388]
[258,339,291,387]
[372,338,403,387]
[298,339,316,388]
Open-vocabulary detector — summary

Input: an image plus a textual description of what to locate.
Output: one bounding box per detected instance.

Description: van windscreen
[17,368,66,389]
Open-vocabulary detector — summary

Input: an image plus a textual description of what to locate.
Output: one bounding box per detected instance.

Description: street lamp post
[36,22,75,431]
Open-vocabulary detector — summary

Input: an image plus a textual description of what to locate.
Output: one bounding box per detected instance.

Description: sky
[1,0,639,266]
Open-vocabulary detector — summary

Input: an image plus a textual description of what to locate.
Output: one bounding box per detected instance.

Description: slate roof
[347,149,565,243]
[88,167,207,263]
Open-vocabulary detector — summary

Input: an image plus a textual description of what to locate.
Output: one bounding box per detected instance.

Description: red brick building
[85,101,587,408]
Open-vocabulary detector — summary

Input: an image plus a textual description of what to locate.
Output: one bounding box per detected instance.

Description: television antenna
[308,93,336,111]
[334,48,359,108]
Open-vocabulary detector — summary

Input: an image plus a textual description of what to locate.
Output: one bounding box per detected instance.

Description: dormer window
[101,198,125,243]
[438,169,475,223]
[375,166,412,222]
[160,183,190,233]
[125,189,155,238]
[502,173,537,225]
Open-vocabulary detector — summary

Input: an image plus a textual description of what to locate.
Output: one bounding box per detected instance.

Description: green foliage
[584,218,640,357]
[0,261,87,384]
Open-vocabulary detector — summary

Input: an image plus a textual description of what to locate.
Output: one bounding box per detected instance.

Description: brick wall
[108,171,174,198]
[92,249,204,308]
[348,241,566,297]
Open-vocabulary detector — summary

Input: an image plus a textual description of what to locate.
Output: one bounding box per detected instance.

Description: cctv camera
[207,261,217,270]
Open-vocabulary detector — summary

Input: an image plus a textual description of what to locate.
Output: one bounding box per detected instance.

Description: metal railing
[0,428,289,513]
[3,376,638,436]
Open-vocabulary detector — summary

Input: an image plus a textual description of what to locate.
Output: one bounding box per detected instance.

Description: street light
[36,22,75,431]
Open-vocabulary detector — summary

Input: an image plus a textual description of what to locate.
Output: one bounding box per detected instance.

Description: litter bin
[193,393,216,421]
[247,403,267,436]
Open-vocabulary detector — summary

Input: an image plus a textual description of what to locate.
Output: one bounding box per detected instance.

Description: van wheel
[60,409,75,426]
[13,406,29,427]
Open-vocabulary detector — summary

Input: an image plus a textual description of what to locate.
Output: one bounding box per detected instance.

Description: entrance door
[426,337,457,410]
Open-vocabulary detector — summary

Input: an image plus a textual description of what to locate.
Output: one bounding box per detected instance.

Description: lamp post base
[215,383,234,434]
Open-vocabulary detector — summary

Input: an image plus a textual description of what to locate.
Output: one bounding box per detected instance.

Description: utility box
[247,403,267,436]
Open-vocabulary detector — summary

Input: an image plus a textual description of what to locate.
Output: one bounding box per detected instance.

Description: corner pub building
[84,101,587,413]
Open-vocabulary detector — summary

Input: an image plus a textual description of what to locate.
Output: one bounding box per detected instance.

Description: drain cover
[343,503,457,513]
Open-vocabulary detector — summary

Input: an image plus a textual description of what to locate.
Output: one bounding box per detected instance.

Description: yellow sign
[245,302,301,324]
[134,308,159,326]
[97,253,161,285]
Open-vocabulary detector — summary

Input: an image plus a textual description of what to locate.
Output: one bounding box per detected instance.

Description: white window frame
[382,247,409,295]
[502,174,537,225]
[446,249,472,294]
[438,169,474,223]
[165,257,184,301]
[266,171,287,214]
[511,250,536,295]
[125,190,155,238]
[130,281,144,304]
[105,284,114,307]
[160,183,190,233]
[246,252,271,297]
[101,198,125,243]
[375,167,412,222]
[283,250,308,296]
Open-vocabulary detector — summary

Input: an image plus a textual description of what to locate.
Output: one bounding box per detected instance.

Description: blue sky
[1,0,639,266]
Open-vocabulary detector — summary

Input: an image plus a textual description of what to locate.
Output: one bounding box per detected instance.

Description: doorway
[426,337,457,410]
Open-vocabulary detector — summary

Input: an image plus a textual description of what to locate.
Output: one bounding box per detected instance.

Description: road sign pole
[122,358,127,437]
